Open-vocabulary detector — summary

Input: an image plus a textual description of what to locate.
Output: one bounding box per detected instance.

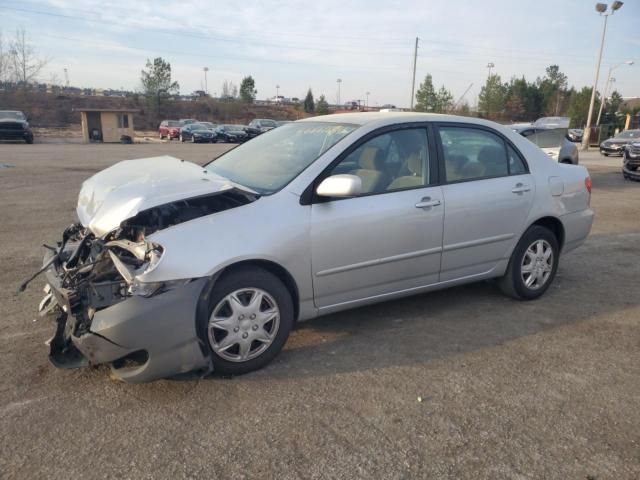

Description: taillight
[585,176,592,194]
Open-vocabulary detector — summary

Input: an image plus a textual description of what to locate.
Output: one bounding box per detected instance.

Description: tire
[498,225,559,300]
[603,153,609,157]
[180,135,184,143]
[191,135,196,143]
[199,266,294,376]
[25,135,34,144]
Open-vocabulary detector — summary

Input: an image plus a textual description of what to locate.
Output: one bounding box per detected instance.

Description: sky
[1,0,639,108]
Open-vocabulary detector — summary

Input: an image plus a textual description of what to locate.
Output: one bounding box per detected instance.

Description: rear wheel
[180,134,184,142]
[498,225,559,300]
[200,266,294,376]
[25,135,34,144]
[603,152,609,157]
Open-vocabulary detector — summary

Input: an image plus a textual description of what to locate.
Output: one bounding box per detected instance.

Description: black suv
[0,111,34,144]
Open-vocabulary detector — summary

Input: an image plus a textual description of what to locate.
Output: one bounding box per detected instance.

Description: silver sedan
[33,113,594,382]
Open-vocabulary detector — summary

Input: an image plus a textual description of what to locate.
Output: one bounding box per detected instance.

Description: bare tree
[0,31,8,82]
[9,27,49,84]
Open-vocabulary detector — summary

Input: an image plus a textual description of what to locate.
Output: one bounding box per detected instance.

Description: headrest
[477,146,505,165]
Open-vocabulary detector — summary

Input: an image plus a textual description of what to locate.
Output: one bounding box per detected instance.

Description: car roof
[297,112,507,130]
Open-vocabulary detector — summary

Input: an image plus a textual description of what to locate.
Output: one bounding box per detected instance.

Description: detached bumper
[46,271,211,383]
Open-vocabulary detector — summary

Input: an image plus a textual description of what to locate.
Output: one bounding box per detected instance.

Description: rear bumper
[560,209,594,254]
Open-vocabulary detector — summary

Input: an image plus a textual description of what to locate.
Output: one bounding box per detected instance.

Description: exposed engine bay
[29,189,257,369]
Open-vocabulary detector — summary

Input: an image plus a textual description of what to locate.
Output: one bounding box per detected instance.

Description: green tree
[316,94,329,115]
[415,74,437,112]
[239,76,256,103]
[303,88,315,113]
[567,86,600,128]
[140,57,179,126]
[541,65,568,115]
[478,74,506,118]
[140,57,179,96]
[435,86,453,113]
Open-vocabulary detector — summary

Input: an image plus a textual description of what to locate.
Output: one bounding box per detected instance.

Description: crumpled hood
[77,155,245,237]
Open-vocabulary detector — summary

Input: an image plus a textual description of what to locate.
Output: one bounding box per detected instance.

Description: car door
[310,126,444,310]
[436,124,534,282]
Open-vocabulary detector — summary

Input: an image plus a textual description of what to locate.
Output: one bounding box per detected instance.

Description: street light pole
[203,67,209,94]
[366,91,370,109]
[276,85,280,102]
[336,79,342,107]
[582,1,624,151]
[487,62,495,78]
[596,60,633,125]
[410,37,419,111]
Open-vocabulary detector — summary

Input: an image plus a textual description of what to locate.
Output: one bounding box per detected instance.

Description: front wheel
[200,266,294,376]
[498,226,559,300]
[180,135,184,142]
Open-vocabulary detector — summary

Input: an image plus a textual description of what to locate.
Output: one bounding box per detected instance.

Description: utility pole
[410,37,419,111]
[203,67,209,94]
[366,91,370,109]
[276,84,280,102]
[63,68,69,87]
[336,78,342,106]
[454,83,473,110]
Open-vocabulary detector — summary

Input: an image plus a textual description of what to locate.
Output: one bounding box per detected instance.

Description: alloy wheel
[208,288,280,362]
[521,239,553,290]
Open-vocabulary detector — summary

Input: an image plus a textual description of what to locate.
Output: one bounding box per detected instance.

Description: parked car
[179,123,218,143]
[159,120,181,140]
[31,112,593,383]
[623,141,640,172]
[215,124,248,143]
[243,125,262,139]
[600,129,640,156]
[198,121,218,130]
[567,129,583,142]
[248,119,278,133]
[511,125,579,164]
[0,110,34,144]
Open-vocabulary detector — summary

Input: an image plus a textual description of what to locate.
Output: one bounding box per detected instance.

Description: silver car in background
[511,125,579,164]
[33,113,594,383]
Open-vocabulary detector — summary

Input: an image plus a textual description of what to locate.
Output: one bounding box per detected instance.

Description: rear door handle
[511,183,531,194]
[415,197,442,209]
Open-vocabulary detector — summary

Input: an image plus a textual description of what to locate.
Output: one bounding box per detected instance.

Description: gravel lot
[1,143,638,479]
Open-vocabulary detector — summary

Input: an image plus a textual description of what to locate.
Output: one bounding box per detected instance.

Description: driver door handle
[415,197,442,209]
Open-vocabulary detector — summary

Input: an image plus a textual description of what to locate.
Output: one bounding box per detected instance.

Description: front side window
[327,128,431,195]
[439,126,509,182]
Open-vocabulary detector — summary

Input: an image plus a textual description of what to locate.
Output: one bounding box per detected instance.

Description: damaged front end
[23,156,260,382]
[39,222,169,369]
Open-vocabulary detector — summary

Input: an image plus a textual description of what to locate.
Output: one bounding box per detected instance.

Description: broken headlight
[129,278,191,298]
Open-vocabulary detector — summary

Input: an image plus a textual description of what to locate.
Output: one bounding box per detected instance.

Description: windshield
[206,122,357,194]
[615,130,640,139]
[0,111,26,121]
[261,120,277,127]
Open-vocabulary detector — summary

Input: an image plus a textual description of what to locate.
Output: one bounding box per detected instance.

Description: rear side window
[507,145,527,175]
[438,126,510,182]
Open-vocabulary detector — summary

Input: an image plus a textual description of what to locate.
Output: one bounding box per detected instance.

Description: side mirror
[316,174,362,198]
